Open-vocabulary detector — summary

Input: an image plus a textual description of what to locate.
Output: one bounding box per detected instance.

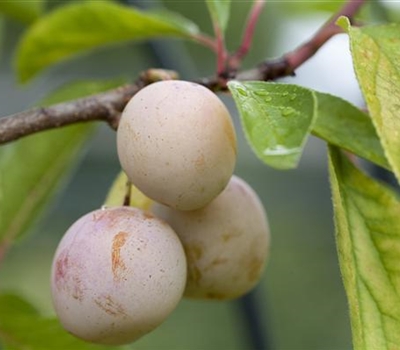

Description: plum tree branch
[0,84,138,144]
[0,70,177,145]
[0,0,365,145]
[284,0,365,71]
[237,0,366,82]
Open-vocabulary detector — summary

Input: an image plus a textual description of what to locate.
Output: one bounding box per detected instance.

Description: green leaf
[0,125,93,245]
[228,81,317,169]
[228,80,389,170]
[313,92,389,169]
[329,146,400,350]
[40,78,127,105]
[205,0,231,33]
[0,79,124,245]
[104,171,153,210]
[0,1,43,24]
[0,293,119,350]
[339,17,400,184]
[16,1,199,82]
[0,294,39,316]
[145,8,200,36]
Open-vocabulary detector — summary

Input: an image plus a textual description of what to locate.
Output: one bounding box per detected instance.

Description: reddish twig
[229,0,266,71]
[214,24,228,78]
[284,0,365,71]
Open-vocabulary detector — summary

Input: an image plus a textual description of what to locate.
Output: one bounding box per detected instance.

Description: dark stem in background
[239,289,272,350]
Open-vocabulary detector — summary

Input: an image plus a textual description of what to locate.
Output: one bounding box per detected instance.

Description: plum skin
[117,80,237,211]
[51,206,187,345]
[153,175,270,300]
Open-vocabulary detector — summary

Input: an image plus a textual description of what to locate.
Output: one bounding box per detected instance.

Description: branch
[0,85,136,144]
[229,0,266,71]
[0,69,178,145]
[0,0,365,145]
[199,0,365,86]
[284,0,365,71]
[245,0,366,81]
[214,24,228,77]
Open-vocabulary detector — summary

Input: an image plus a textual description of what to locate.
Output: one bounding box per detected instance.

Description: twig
[229,0,266,71]
[0,69,178,145]
[0,85,136,144]
[284,0,365,71]
[214,24,228,77]
[0,0,365,145]
[251,0,366,80]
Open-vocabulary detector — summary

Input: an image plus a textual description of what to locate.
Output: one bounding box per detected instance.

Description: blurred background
[0,1,397,349]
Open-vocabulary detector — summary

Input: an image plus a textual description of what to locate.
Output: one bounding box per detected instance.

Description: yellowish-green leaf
[339,17,400,184]
[313,91,389,169]
[228,81,317,169]
[16,1,199,82]
[104,171,153,210]
[0,79,124,245]
[205,0,231,33]
[329,146,400,350]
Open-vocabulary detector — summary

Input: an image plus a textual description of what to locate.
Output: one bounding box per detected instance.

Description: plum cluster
[51,80,270,345]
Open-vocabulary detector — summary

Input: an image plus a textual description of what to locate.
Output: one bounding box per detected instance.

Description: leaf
[0,293,118,350]
[228,81,317,169]
[338,17,400,184]
[104,171,153,210]
[0,1,43,24]
[228,81,389,170]
[0,125,93,245]
[145,8,199,36]
[205,0,231,33]
[16,1,199,82]
[40,78,127,105]
[328,146,400,350]
[0,294,38,316]
[313,91,389,169]
[0,79,124,245]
